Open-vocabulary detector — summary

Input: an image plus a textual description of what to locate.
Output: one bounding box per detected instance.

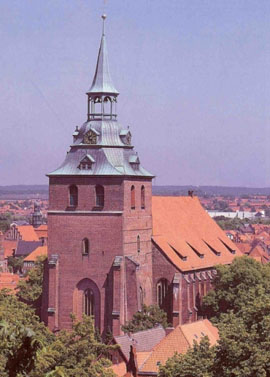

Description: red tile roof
[24,245,47,262]
[248,245,270,265]
[0,272,20,293]
[236,243,251,254]
[2,240,17,258]
[139,320,219,374]
[152,196,241,272]
[17,226,39,241]
[34,225,48,239]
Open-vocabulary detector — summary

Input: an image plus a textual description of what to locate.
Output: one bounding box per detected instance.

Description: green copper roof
[48,16,153,179]
[87,19,119,95]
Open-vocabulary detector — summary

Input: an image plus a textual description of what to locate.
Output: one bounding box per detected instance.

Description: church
[42,15,241,336]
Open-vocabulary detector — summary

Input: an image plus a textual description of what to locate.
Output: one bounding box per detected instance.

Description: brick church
[42,16,241,336]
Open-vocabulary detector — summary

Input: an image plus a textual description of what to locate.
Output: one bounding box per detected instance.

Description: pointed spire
[88,14,119,95]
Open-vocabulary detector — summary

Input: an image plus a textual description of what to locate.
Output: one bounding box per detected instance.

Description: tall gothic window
[139,286,144,309]
[82,238,89,255]
[141,186,145,209]
[157,278,169,308]
[95,185,104,207]
[69,185,78,207]
[131,185,135,209]
[137,235,141,253]
[84,288,95,316]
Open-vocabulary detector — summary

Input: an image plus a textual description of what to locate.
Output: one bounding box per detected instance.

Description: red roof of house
[0,272,20,293]
[17,226,39,241]
[2,240,17,258]
[24,245,47,262]
[34,225,48,239]
[139,319,219,374]
[237,243,251,254]
[249,245,270,265]
[152,196,241,272]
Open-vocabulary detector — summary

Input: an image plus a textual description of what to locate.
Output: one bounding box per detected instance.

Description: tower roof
[88,15,119,95]
[48,15,153,179]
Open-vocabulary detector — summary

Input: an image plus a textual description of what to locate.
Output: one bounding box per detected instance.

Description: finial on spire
[102,14,107,36]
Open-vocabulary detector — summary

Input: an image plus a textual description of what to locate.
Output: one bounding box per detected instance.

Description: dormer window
[129,155,140,170]
[78,154,95,170]
[120,130,132,145]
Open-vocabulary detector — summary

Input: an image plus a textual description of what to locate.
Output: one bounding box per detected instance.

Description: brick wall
[45,176,153,336]
[152,242,215,326]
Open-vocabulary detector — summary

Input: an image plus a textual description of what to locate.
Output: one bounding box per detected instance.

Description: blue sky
[0,0,269,186]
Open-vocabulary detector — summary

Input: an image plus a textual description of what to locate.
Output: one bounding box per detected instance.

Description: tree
[159,256,270,377]
[0,213,13,233]
[0,290,116,377]
[17,255,46,303]
[32,315,117,377]
[158,336,215,377]
[122,305,168,334]
[202,256,270,322]
[0,290,52,377]
[7,256,24,274]
[212,311,270,377]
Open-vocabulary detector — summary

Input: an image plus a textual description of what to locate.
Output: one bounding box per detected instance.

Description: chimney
[188,190,194,198]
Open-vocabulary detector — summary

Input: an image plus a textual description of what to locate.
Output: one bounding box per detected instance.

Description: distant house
[5,224,39,242]
[15,240,43,259]
[239,224,255,234]
[23,245,47,274]
[208,210,264,220]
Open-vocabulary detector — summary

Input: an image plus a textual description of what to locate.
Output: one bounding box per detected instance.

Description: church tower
[44,16,154,336]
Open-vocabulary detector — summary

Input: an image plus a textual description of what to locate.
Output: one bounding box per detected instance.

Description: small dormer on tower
[86,14,119,121]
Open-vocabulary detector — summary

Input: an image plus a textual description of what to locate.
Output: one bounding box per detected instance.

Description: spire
[88,14,119,95]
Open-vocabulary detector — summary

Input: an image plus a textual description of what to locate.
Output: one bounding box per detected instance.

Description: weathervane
[102,13,106,36]
[102,0,107,35]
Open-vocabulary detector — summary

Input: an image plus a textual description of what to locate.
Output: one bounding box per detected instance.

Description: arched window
[131,185,135,209]
[94,96,102,115]
[157,279,169,308]
[95,185,104,207]
[139,286,144,309]
[141,186,145,209]
[137,235,140,253]
[84,288,95,316]
[103,96,112,118]
[82,238,89,255]
[69,185,78,207]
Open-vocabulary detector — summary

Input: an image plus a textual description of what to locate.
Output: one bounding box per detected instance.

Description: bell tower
[87,14,118,122]
[43,15,154,336]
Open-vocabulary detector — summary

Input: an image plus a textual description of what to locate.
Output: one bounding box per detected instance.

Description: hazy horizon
[0,0,269,186]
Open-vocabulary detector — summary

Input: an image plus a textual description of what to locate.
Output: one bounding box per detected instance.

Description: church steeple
[87,14,119,121]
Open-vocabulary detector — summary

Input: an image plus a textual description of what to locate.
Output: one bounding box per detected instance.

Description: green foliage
[32,315,117,377]
[17,255,46,302]
[0,290,52,377]
[159,256,270,377]
[158,337,215,377]
[122,304,168,333]
[212,311,270,377]
[0,291,116,376]
[7,256,24,274]
[0,213,13,233]
[202,256,270,321]
[215,216,270,230]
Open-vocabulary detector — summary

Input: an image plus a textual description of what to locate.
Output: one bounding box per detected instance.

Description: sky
[0,0,269,187]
